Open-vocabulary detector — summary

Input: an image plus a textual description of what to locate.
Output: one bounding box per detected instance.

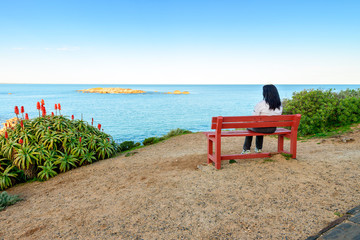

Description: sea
[1,84,359,143]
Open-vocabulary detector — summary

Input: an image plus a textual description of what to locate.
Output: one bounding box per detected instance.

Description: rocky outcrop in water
[77,87,146,94]
[77,88,190,94]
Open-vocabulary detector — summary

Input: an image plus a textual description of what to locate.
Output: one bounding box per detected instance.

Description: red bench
[203,114,301,169]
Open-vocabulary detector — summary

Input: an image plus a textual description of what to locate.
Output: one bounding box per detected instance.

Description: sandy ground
[1,129,359,240]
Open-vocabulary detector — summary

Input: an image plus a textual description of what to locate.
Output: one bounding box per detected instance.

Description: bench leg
[278,135,284,153]
[215,137,221,170]
[290,133,297,159]
[207,138,213,164]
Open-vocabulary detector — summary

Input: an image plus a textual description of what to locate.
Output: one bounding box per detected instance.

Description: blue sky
[1,0,359,84]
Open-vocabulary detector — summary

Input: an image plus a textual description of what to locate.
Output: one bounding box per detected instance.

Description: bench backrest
[211,114,301,132]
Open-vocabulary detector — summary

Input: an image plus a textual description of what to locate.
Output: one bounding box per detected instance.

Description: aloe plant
[79,151,96,165]
[38,162,58,180]
[0,135,6,146]
[1,140,21,160]
[96,139,115,160]
[71,142,87,158]
[0,166,18,190]
[41,130,61,150]
[52,116,69,131]
[46,150,59,164]
[55,152,78,172]
[85,134,99,151]
[17,129,36,145]
[34,144,49,165]
[63,137,78,154]
[35,124,50,140]
[74,120,88,132]
[13,145,37,170]
[1,100,118,189]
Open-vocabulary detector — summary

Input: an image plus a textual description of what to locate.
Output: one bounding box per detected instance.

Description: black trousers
[243,127,276,150]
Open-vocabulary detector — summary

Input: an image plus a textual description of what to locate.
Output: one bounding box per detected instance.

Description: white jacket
[253,100,282,116]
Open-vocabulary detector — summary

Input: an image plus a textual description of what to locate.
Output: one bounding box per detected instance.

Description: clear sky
[0,0,359,84]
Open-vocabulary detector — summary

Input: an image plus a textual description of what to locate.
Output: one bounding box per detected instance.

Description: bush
[163,128,191,138]
[283,88,360,136]
[143,137,161,146]
[0,191,21,210]
[0,101,117,190]
[119,141,140,151]
[142,129,192,146]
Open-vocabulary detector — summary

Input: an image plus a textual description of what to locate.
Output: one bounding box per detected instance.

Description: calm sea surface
[1,84,359,143]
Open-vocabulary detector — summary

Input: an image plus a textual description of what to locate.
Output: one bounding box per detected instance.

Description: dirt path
[1,130,359,239]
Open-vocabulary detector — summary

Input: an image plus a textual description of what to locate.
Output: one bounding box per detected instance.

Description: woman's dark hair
[263,84,281,110]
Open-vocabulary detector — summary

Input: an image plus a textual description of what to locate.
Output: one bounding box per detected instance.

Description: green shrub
[0,101,117,190]
[119,141,141,151]
[0,165,18,190]
[337,89,360,99]
[283,88,360,136]
[143,137,161,146]
[142,129,192,146]
[336,96,360,125]
[0,191,21,210]
[163,128,191,138]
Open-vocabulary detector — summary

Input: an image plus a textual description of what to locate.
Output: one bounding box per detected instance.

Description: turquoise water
[1,84,359,143]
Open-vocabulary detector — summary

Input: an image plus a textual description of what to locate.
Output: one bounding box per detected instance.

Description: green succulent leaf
[0,165,18,190]
[38,162,58,180]
[55,152,78,172]
[13,145,37,170]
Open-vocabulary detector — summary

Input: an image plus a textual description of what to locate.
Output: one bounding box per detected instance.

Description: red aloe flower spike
[71,115,74,120]
[5,132,8,139]
[41,106,45,117]
[41,99,45,106]
[54,104,58,115]
[79,137,82,143]
[25,113,29,120]
[21,106,24,118]
[91,118,94,125]
[51,112,54,116]
[42,106,46,117]
[58,103,61,115]
[14,106,20,121]
[37,102,41,117]
[15,106,19,115]
[20,120,24,128]
[97,124,101,130]
[19,139,23,144]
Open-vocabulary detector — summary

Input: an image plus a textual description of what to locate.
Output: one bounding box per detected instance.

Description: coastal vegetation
[143,129,192,146]
[120,128,192,151]
[0,99,192,192]
[0,100,117,190]
[0,191,20,211]
[283,88,360,136]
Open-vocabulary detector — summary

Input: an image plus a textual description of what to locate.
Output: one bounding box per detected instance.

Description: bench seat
[204,115,301,169]
[203,128,291,138]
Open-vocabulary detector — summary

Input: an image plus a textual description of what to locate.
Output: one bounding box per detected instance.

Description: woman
[242,84,282,154]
